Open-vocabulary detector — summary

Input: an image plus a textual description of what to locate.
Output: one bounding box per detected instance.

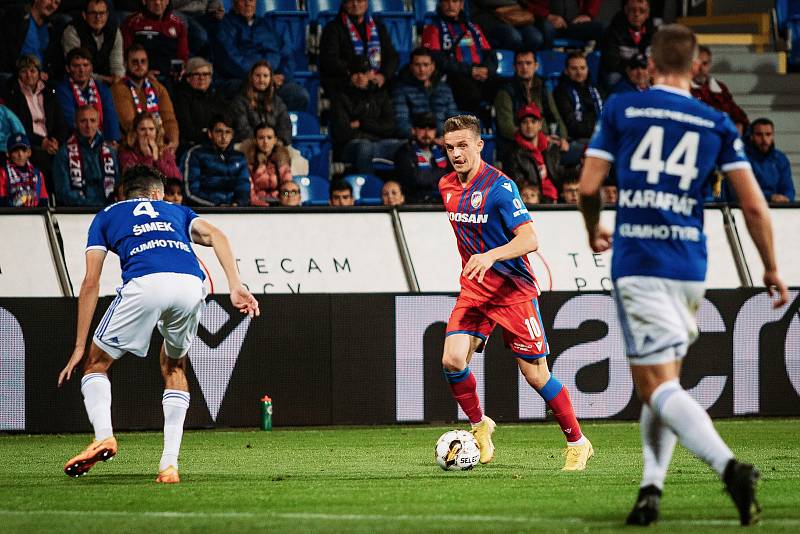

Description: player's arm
[578,156,614,253]
[725,167,789,307]
[191,218,260,317]
[58,249,106,386]
[463,222,538,284]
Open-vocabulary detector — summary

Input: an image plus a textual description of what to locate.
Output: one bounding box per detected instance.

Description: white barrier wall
[0,214,63,297]
[56,212,410,296]
[401,208,741,291]
[731,208,800,287]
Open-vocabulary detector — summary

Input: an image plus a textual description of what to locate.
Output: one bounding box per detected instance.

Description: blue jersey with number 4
[587,85,750,281]
[87,199,205,284]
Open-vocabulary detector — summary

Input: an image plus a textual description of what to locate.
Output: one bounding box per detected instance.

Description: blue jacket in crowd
[745,142,795,201]
[0,105,26,152]
[53,132,119,207]
[56,79,121,142]
[185,143,251,206]
[391,69,459,138]
[214,13,294,81]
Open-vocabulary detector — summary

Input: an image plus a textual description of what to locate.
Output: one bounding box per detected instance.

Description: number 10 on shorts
[524,316,542,339]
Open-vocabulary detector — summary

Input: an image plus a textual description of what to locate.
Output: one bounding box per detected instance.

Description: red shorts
[446,297,549,359]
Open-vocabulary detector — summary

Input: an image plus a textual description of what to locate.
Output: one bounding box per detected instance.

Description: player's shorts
[93,272,206,360]
[446,296,549,359]
[613,275,705,366]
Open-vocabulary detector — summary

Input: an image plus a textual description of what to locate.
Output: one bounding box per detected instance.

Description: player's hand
[231,285,260,318]
[58,347,85,387]
[463,252,495,284]
[588,225,613,253]
[763,270,789,308]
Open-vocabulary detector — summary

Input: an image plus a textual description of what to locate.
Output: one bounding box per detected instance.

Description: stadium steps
[720,73,800,94]
[678,14,771,52]
[707,46,786,75]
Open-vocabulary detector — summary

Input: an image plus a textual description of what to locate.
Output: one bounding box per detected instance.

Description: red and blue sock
[443,367,483,424]
[536,375,583,443]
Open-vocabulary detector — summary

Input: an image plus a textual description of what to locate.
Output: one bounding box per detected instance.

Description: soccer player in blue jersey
[578,25,789,525]
[439,114,593,470]
[57,165,259,483]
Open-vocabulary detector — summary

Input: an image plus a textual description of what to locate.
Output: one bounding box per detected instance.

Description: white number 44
[630,125,699,191]
[133,201,160,219]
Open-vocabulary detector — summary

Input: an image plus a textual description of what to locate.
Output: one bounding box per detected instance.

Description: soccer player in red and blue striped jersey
[439,115,593,470]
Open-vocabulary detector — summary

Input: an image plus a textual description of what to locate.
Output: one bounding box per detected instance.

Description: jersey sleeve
[86,212,108,252]
[716,115,751,173]
[494,179,532,232]
[181,205,201,242]
[586,96,618,162]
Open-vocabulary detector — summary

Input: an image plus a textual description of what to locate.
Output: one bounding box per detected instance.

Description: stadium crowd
[0,0,795,207]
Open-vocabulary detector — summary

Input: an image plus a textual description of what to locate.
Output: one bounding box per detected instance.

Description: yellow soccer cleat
[562,439,593,471]
[470,416,496,464]
[64,436,118,477]
[156,465,180,484]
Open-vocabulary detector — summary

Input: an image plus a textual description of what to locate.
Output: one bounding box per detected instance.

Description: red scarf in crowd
[4,161,44,207]
[66,134,116,199]
[342,13,382,72]
[125,77,161,119]
[513,130,558,201]
[70,77,105,127]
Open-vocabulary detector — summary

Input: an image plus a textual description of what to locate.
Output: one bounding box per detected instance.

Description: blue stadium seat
[536,50,566,84]
[414,0,438,28]
[344,173,384,205]
[290,112,331,178]
[263,0,310,71]
[294,71,320,115]
[553,37,588,50]
[481,134,496,166]
[294,175,330,205]
[372,2,416,57]
[586,50,601,84]
[495,49,515,78]
[776,0,800,33]
[790,17,800,68]
[307,0,340,27]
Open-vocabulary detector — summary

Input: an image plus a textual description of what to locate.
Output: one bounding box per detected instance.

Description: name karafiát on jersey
[618,188,698,216]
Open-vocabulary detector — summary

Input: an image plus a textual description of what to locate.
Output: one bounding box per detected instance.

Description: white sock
[160,389,190,472]
[650,379,733,477]
[81,373,113,441]
[640,403,677,489]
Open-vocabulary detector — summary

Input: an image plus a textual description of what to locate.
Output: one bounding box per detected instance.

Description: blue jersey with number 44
[587,85,750,281]
[87,199,206,284]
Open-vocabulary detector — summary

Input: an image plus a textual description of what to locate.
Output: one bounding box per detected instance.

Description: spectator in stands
[62,0,125,85]
[111,44,179,150]
[243,123,292,206]
[532,0,604,49]
[381,180,405,206]
[393,112,451,204]
[329,179,355,206]
[611,52,650,94]
[746,118,795,203]
[422,0,497,115]
[691,45,749,134]
[56,47,121,143]
[560,171,580,204]
[494,50,568,161]
[0,133,49,207]
[0,105,27,154]
[4,55,67,186]
[230,61,292,145]
[164,176,183,203]
[118,111,181,180]
[601,0,655,88]
[0,0,62,76]
[53,104,119,207]
[331,56,400,175]
[392,47,458,139]
[469,0,545,52]
[519,180,541,204]
[173,57,224,154]
[185,114,250,206]
[319,0,399,97]
[601,177,618,205]
[277,179,301,207]
[554,52,602,156]
[215,0,309,111]
[122,0,189,77]
[502,102,558,203]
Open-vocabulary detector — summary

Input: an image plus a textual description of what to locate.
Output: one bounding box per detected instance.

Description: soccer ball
[435,430,480,471]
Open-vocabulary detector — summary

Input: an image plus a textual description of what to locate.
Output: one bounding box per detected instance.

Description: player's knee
[441,351,466,372]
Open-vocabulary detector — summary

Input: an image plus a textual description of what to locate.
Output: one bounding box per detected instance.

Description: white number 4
[133,201,159,219]
[630,125,699,191]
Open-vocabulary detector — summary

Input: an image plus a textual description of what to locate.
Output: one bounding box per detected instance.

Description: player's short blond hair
[443,115,481,139]
[651,24,698,75]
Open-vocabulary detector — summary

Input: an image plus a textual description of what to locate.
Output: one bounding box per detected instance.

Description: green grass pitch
[1,419,798,533]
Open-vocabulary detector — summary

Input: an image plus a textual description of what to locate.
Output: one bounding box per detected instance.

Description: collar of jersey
[651,84,692,98]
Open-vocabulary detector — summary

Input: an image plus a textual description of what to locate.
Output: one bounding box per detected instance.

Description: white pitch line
[0,509,798,527]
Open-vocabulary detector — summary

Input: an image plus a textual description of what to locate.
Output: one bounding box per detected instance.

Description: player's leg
[443,300,496,463]
[157,346,190,483]
[64,343,118,477]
